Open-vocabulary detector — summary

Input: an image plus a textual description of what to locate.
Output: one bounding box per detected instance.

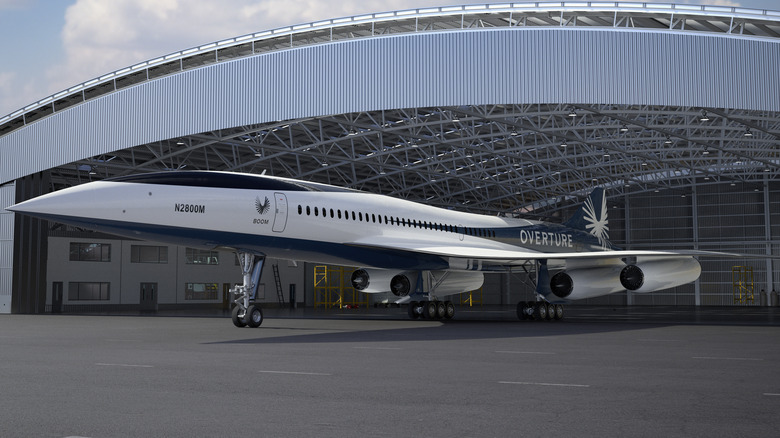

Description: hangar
[1,2,779,314]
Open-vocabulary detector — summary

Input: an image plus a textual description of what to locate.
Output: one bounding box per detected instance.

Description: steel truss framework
[55,103,780,220]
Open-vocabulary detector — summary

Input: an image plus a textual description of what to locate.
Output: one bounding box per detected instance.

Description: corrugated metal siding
[1,27,779,184]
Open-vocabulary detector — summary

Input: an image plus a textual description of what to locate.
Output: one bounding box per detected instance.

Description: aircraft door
[272,192,288,232]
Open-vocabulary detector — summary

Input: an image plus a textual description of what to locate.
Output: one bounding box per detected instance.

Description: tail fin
[564,188,610,248]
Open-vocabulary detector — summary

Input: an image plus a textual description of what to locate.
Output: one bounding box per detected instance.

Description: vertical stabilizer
[564,188,611,248]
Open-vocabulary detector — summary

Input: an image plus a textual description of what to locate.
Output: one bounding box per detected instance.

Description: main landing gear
[231,252,265,328]
[407,300,455,320]
[517,301,564,321]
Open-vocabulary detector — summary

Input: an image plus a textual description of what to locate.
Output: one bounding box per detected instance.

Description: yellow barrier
[314,265,368,308]
[732,266,754,304]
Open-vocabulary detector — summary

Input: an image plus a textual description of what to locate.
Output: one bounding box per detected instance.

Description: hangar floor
[1,308,778,437]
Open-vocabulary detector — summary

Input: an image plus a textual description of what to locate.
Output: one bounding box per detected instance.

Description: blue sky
[1,0,777,117]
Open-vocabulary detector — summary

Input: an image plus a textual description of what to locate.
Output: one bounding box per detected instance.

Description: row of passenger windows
[296,204,497,238]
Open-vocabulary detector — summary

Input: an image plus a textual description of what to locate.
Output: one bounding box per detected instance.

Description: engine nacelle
[351,269,415,296]
[549,267,625,300]
[619,257,701,293]
[350,269,484,297]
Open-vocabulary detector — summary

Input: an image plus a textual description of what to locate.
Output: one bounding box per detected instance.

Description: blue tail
[564,188,611,248]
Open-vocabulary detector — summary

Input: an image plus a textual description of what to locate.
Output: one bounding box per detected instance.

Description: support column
[11,172,50,314]
[692,183,701,306]
[763,177,773,302]
[624,192,633,306]
[0,182,16,313]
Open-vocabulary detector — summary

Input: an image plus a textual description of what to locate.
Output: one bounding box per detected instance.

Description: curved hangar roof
[1,2,779,219]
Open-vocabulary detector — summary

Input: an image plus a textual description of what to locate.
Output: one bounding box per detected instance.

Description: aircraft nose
[7,182,103,221]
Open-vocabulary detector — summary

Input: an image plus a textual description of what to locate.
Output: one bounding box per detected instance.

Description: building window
[185,283,218,300]
[69,243,111,262]
[185,248,219,265]
[131,245,168,263]
[68,282,110,300]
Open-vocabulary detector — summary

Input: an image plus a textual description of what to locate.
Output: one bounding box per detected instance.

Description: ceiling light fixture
[699,110,710,122]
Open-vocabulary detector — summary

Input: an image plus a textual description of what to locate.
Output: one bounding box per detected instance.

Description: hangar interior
[1,2,779,314]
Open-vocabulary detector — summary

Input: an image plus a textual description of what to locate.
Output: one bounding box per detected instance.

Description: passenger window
[298,205,302,215]
[306,206,311,216]
[314,207,319,216]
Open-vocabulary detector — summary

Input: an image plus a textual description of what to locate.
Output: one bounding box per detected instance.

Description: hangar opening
[1,3,778,314]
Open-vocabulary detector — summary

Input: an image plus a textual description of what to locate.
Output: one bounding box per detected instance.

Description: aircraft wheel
[435,301,447,319]
[553,304,564,320]
[516,302,526,320]
[423,301,437,319]
[231,306,247,328]
[245,304,263,328]
[444,301,455,320]
[534,302,548,320]
[545,303,555,321]
[408,301,419,319]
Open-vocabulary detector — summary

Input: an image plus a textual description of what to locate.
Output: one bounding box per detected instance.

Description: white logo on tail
[583,195,609,249]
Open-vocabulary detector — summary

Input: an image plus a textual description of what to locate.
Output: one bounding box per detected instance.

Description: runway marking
[258,370,332,376]
[763,393,780,397]
[496,351,555,355]
[95,363,153,368]
[637,339,682,342]
[353,346,402,350]
[692,356,763,361]
[499,381,590,388]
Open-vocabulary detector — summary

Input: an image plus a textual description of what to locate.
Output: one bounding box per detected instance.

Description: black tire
[545,303,554,321]
[423,301,437,319]
[231,305,247,328]
[444,301,455,320]
[525,301,535,320]
[553,304,564,320]
[408,301,419,319]
[245,304,263,328]
[534,302,547,320]
[436,301,446,319]
[517,301,527,320]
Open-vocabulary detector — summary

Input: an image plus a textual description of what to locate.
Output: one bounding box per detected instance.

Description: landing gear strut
[403,271,458,320]
[230,252,265,328]
[517,301,564,321]
[408,300,455,320]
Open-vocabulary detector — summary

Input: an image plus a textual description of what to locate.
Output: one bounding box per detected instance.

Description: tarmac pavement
[0,306,778,437]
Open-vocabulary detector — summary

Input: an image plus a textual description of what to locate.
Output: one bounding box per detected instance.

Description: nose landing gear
[230,252,265,328]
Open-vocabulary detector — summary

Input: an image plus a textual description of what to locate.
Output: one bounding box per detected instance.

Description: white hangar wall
[1,27,779,185]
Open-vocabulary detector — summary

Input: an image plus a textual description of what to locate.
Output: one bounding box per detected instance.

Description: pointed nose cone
[8,182,105,222]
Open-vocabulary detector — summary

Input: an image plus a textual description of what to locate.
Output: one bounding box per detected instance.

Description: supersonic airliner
[9,171,728,327]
